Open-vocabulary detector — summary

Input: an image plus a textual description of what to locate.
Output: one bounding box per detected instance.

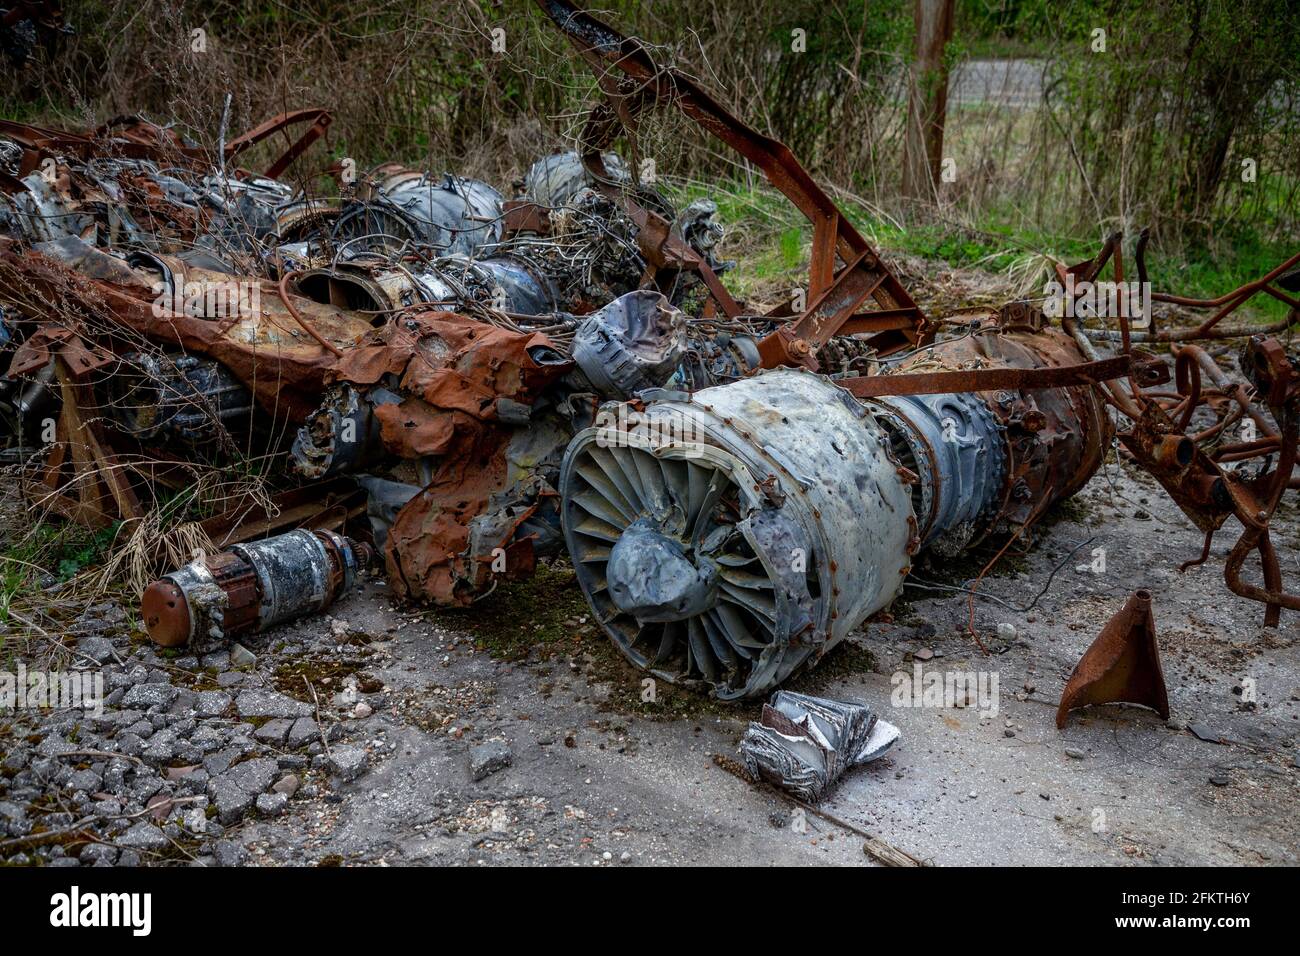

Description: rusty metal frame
[536,0,928,364]
[223,108,334,180]
[0,108,334,186]
[1060,232,1300,626]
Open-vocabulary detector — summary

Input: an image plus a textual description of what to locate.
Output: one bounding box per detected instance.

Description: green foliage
[778,227,804,270]
[0,522,119,624]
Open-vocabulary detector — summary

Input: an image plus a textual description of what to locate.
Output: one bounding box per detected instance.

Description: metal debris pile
[1,0,1298,720]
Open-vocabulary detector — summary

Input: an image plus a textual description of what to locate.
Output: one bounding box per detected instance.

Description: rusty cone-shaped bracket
[1056,589,1170,728]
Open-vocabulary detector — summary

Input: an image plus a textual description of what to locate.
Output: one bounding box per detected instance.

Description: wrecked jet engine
[559,312,1112,699]
[562,369,914,700]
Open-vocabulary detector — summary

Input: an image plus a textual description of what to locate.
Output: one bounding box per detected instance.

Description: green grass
[0,522,119,625]
[667,175,1296,322]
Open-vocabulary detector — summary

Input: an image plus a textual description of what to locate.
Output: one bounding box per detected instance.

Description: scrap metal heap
[0,107,739,635]
[543,0,1299,699]
[0,0,1296,703]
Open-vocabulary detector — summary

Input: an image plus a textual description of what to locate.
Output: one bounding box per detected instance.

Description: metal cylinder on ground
[141,529,370,647]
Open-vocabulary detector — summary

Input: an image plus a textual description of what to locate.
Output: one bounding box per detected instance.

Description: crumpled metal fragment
[570,290,685,399]
[739,691,900,802]
[522,150,629,208]
[294,310,576,604]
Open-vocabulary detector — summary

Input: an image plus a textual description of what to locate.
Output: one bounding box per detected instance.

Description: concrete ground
[231,456,1300,867]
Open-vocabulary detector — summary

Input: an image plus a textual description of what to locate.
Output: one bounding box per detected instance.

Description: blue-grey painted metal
[871,391,1006,554]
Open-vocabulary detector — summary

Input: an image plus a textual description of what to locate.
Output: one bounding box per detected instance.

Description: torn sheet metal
[739,691,900,802]
[297,309,577,605]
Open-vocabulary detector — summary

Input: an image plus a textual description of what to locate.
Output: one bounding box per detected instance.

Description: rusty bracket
[501,199,553,237]
[535,0,926,362]
[839,353,1156,399]
[223,108,333,180]
[1056,589,1170,728]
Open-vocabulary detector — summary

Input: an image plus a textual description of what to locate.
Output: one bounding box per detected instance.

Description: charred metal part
[100,351,252,446]
[303,309,578,605]
[141,529,370,647]
[522,150,629,208]
[296,177,690,320]
[1056,590,1170,728]
[0,111,338,259]
[570,290,685,399]
[297,187,665,317]
[670,326,763,388]
[0,138,21,174]
[291,264,427,313]
[353,475,420,550]
[289,383,397,479]
[738,691,900,802]
[332,169,502,258]
[561,368,914,699]
[427,254,556,315]
[383,405,574,605]
[871,390,1006,553]
[2,241,376,421]
[1060,231,1300,625]
[674,199,729,276]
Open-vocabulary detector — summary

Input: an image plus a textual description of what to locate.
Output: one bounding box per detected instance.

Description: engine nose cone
[606,519,718,622]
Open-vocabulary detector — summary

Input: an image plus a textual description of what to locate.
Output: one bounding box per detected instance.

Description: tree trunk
[902,0,956,203]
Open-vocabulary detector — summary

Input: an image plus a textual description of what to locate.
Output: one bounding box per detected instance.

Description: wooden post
[902,0,956,203]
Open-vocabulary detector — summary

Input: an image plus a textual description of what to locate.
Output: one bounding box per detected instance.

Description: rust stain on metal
[1056,590,1170,728]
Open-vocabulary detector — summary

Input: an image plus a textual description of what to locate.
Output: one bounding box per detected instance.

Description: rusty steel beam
[535,0,927,364]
